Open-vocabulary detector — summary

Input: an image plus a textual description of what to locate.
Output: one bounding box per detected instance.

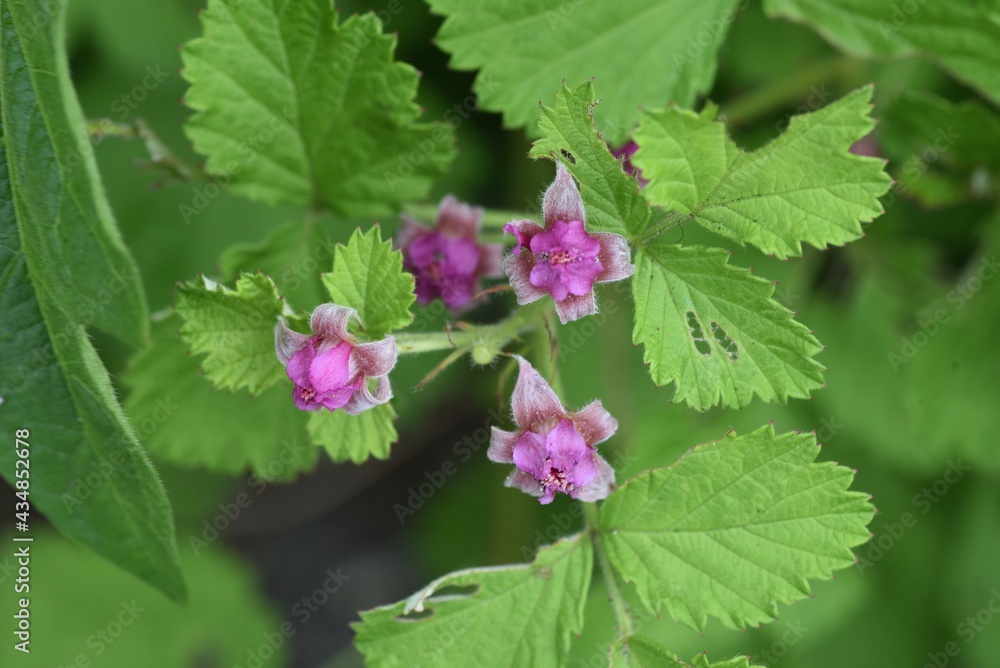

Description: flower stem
[394,301,545,355]
[404,202,529,232]
[583,502,634,638]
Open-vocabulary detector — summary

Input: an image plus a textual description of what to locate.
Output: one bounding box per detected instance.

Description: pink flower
[274,304,397,414]
[488,356,617,504]
[503,164,634,324]
[397,196,504,310]
[612,140,648,186]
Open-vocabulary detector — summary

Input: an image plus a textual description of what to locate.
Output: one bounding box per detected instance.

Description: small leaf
[175,273,287,396]
[631,244,823,410]
[599,425,874,630]
[355,534,593,668]
[307,403,397,464]
[634,87,891,258]
[427,0,741,144]
[610,638,764,668]
[182,1,454,215]
[322,226,415,339]
[530,81,651,238]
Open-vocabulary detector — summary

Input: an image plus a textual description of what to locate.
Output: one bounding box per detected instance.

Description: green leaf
[355,533,593,667]
[599,425,874,630]
[610,639,765,668]
[182,1,454,215]
[530,81,651,238]
[763,0,1000,108]
[322,226,415,339]
[0,0,182,602]
[631,244,824,410]
[175,272,287,395]
[307,402,397,464]
[427,0,741,145]
[634,87,891,258]
[124,314,318,481]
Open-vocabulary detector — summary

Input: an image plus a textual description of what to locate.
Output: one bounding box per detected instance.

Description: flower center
[541,458,574,493]
[541,249,576,266]
[298,386,317,402]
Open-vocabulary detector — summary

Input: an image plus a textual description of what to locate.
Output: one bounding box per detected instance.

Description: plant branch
[394,300,545,356]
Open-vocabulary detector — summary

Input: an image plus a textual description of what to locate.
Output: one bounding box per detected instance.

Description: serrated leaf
[307,402,397,464]
[182,1,453,215]
[530,81,650,237]
[634,87,891,258]
[631,244,824,410]
[610,639,764,668]
[175,272,287,395]
[355,534,592,668]
[427,0,740,145]
[124,314,318,481]
[0,0,182,602]
[763,0,1000,108]
[599,425,874,630]
[322,226,415,339]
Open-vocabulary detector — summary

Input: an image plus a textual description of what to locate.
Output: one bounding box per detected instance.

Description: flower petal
[512,430,548,479]
[570,400,619,446]
[511,356,565,428]
[594,233,635,283]
[543,163,585,228]
[342,375,393,415]
[436,195,483,238]
[554,291,597,324]
[503,219,543,254]
[353,337,398,378]
[502,252,547,305]
[310,303,358,342]
[395,215,430,250]
[487,427,519,463]
[308,341,352,394]
[285,341,315,388]
[574,451,616,502]
[477,242,505,278]
[275,319,311,365]
[504,469,543,498]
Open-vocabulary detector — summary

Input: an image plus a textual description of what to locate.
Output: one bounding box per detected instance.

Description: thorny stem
[583,502,634,638]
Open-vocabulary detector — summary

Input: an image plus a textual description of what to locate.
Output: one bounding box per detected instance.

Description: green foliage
[125,314,318,480]
[599,425,874,629]
[0,0,182,602]
[634,87,891,258]
[355,534,593,667]
[530,81,651,237]
[308,403,397,464]
[322,225,415,339]
[182,0,454,215]
[427,0,741,144]
[631,244,824,410]
[610,638,766,668]
[763,0,1000,107]
[175,272,287,395]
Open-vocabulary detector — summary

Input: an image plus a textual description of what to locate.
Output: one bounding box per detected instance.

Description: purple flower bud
[397,196,504,310]
[502,164,635,324]
[275,304,397,415]
[488,357,617,504]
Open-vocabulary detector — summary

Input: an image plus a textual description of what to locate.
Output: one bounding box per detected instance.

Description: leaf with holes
[530,81,651,238]
[427,0,740,145]
[631,244,823,410]
[599,425,874,630]
[354,534,592,667]
[307,402,397,464]
[175,272,287,395]
[182,0,453,215]
[763,0,1000,108]
[633,86,891,258]
[322,226,415,340]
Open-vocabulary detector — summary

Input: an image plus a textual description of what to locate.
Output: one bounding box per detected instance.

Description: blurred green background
[3,1,999,666]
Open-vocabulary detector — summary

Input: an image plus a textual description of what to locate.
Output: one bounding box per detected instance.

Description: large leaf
[631,244,824,410]
[599,425,874,629]
[0,0,181,601]
[764,0,1000,107]
[307,403,397,464]
[427,0,741,145]
[610,639,764,668]
[634,87,891,258]
[355,534,593,667]
[182,0,454,215]
[529,81,651,238]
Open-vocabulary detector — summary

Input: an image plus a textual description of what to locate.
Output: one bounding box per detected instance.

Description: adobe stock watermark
[876,0,928,39]
[855,459,970,575]
[922,589,1000,668]
[55,600,145,668]
[881,125,961,211]
[233,567,351,668]
[887,254,998,371]
[751,618,809,666]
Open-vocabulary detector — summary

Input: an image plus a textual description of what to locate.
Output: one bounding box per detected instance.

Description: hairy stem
[583,503,634,638]
[394,301,544,355]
